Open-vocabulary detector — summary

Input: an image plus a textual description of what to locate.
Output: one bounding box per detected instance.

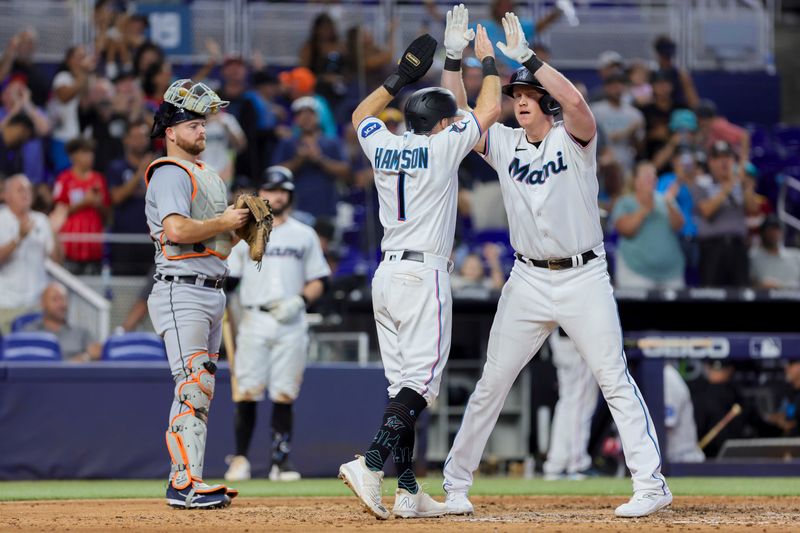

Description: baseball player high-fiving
[145,79,245,509]
[338,19,501,520]
[440,11,672,518]
[224,165,330,483]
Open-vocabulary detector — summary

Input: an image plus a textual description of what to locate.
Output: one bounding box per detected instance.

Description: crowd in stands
[0,1,797,469]
[0,0,799,343]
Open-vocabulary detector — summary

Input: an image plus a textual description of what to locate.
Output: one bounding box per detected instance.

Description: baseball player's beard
[176,137,206,156]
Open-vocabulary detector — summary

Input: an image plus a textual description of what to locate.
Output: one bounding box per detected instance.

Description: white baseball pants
[372,252,452,405]
[543,333,598,476]
[444,250,668,495]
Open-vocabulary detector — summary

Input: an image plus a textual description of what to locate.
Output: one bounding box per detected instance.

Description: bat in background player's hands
[444,3,475,59]
[496,12,533,64]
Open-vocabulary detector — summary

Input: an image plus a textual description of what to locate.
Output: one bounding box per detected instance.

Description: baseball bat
[222,309,243,402]
[698,403,742,450]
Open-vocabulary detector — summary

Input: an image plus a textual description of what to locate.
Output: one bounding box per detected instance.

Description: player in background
[543,330,599,480]
[145,79,248,509]
[440,12,672,518]
[338,15,501,520]
[224,166,330,482]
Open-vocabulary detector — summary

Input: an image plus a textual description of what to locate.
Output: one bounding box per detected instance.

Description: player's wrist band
[444,57,462,71]
[522,54,544,74]
[481,57,499,77]
[383,73,405,96]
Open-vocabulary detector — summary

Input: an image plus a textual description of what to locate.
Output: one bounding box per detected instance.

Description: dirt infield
[1,496,798,532]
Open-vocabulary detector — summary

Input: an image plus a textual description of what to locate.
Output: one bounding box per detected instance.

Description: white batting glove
[270,295,306,323]
[496,12,533,64]
[444,3,475,59]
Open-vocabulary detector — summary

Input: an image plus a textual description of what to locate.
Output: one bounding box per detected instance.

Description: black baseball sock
[394,421,418,494]
[364,388,427,476]
[234,401,257,457]
[271,402,293,464]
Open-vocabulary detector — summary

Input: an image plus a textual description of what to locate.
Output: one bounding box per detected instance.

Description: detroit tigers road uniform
[145,157,236,506]
[443,121,670,503]
[228,218,330,402]
[543,331,598,479]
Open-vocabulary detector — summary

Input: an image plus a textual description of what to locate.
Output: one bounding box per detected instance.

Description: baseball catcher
[145,79,248,509]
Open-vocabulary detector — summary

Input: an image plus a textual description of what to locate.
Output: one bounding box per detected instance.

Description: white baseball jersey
[228,217,331,306]
[356,113,483,257]
[445,119,668,498]
[483,121,603,259]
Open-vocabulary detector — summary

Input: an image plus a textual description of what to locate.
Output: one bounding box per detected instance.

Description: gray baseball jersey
[145,164,228,278]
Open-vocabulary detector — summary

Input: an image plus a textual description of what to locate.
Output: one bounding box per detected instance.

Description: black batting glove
[383,34,438,96]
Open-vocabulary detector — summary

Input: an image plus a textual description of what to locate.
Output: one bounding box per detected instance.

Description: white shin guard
[166,352,217,489]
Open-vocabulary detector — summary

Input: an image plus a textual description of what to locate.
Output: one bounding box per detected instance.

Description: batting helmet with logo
[404,87,463,134]
[502,67,561,116]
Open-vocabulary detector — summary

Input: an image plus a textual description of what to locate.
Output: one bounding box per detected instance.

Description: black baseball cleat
[166,482,232,509]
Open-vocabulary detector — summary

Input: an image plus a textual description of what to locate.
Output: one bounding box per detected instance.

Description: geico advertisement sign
[637,337,730,358]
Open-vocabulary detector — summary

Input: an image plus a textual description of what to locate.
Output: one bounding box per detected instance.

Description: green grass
[0,477,798,502]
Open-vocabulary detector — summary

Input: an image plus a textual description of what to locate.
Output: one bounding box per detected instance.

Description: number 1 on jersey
[397,171,407,221]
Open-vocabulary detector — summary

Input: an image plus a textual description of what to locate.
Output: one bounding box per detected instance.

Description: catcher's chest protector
[145,157,232,260]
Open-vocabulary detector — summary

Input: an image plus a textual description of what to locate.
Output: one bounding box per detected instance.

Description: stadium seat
[10,312,43,333]
[1,332,62,361]
[102,332,166,361]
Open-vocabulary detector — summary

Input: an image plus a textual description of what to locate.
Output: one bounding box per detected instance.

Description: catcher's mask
[151,79,229,138]
[260,165,295,203]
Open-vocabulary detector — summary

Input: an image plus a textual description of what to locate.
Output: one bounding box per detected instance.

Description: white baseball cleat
[269,461,301,481]
[615,490,673,518]
[392,488,448,518]
[445,491,474,515]
[338,455,390,520]
[223,455,251,482]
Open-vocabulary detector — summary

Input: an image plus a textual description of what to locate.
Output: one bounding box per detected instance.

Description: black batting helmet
[404,87,462,134]
[260,166,295,200]
[502,67,561,116]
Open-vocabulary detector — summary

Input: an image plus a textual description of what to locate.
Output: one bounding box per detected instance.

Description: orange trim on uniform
[144,159,198,201]
[165,431,193,490]
[195,484,227,495]
[158,233,231,261]
[186,351,208,370]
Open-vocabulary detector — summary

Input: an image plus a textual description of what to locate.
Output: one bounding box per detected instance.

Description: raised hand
[473,24,495,61]
[496,12,533,64]
[444,4,475,59]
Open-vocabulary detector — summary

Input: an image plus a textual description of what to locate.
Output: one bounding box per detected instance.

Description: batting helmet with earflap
[260,165,295,203]
[502,67,561,116]
[404,87,464,134]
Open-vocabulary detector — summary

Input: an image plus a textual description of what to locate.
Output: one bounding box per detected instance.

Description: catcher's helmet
[502,67,561,116]
[404,87,463,134]
[261,165,295,194]
[151,79,229,138]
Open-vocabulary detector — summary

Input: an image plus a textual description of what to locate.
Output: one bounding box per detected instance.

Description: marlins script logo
[508,151,569,186]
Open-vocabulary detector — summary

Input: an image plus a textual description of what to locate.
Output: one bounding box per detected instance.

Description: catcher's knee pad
[166,352,217,489]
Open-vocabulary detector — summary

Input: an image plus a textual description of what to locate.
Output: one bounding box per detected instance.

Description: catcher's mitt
[233,193,273,264]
